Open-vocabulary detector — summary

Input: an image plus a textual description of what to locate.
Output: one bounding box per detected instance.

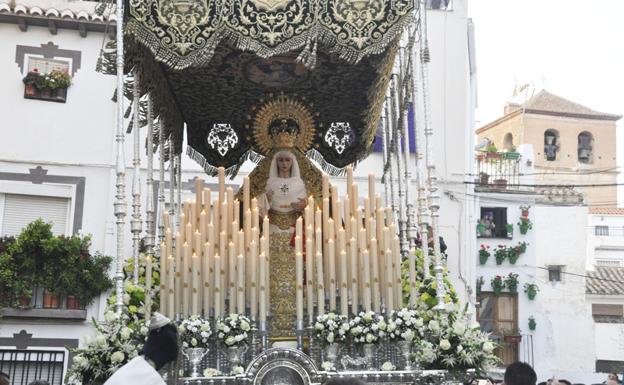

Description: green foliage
[107,255,160,321]
[401,249,459,309]
[1,219,113,308]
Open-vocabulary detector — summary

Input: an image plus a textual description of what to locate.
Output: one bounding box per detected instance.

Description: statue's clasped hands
[290,198,307,212]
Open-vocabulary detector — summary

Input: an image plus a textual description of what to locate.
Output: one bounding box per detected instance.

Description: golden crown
[270,118,298,148]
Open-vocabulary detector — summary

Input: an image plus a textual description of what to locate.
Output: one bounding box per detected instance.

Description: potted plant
[517,241,527,253]
[494,245,507,265]
[48,70,71,101]
[490,275,505,296]
[476,276,485,295]
[519,205,530,218]
[478,244,491,264]
[14,284,33,309]
[479,172,489,185]
[22,70,44,97]
[524,283,539,300]
[528,316,536,331]
[486,144,500,159]
[477,221,487,237]
[504,273,519,293]
[42,289,60,308]
[66,295,81,310]
[517,217,533,234]
[507,247,520,264]
[502,328,522,343]
[506,223,513,238]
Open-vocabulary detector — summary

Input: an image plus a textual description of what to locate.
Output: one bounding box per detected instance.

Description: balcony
[475,152,525,191]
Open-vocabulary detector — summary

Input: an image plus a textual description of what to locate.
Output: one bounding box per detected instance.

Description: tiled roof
[523,90,621,121]
[589,207,624,216]
[0,0,116,23]
[586,266,624,295]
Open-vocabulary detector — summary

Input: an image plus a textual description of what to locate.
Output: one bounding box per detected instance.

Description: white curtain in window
[2,194,70,236]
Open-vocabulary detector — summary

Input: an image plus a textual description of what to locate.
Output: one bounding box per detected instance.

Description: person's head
[139,313,178,370]
[28,381,49,385]
[275,152,294,177]
[558,380,571,385]
[503,362,537,385]
[0,372,9,385]
[606,380,619,385]
[608,374,619,382]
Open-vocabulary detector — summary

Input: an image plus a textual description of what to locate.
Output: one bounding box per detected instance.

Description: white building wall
[588,213,624,267]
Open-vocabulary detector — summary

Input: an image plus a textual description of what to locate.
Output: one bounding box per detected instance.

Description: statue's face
[277,155,292,175]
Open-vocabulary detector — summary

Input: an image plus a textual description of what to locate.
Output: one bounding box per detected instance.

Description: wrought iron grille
[0,350,65,385]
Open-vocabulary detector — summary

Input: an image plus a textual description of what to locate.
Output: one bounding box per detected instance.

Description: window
[477,293,518,366]
[595,225,609,236]
[578,131,593,164]
[27,57,70,75]
[478,207,509,238]
[426,0,452,10]
[0,350,65,385]
[1,194,70,236]
[503,133,514,151]
[548,266,562,282]
[544,129,559,161]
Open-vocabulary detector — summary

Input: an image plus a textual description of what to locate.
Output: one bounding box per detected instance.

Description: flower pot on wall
[52,88,67,102]
[18,295,32,309]
[43,291,60,308]
[66,295,81,309]
[493,179,507,188]
[504,335,522,343]
[24,84,38,97]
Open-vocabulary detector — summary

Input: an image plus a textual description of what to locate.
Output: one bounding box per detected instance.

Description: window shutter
[2,194,70,236]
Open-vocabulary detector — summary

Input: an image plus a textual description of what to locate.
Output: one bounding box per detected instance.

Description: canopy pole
[146,96,156,256]
[419,3,445,310]
[114,0,127,315]
[131,71,143,285]
[409,22,430,279]
[390,75,408,257]
[383,97,396,218]
[157,108,166,247]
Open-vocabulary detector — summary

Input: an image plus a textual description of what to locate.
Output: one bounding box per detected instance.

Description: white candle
[339,249,349,317]
[259,252,267,323]
[328,239,336,312]
[362,249,371,312]
[200,210,207,243]
[191,253,200,316]
[305,236,315,324]
[203,187,212,225]
[250,240,258,320]
[370,238,381,313]
[385,247,394,312]
[195,178,203,221]
[243,176,250,214]
[203,242,212,318]
[159,243,167,315]
[182,243,191,316]
[296,251,304,322]
[228,242,237,314]
[167,255,175,319]
[316,251,325,316]
[214,253,222,318]
[237,253,245,314]
[349,237,358,315]
[174,232,182,315]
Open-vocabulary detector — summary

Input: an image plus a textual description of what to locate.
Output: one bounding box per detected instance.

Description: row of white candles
[157,166,412,325]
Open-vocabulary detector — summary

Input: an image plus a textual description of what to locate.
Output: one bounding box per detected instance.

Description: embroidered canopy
[124,0,416,175]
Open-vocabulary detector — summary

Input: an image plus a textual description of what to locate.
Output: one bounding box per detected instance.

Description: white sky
[467,0,624,204]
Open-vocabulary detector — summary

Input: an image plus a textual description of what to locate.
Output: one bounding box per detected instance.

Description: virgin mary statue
[241,119,323,338]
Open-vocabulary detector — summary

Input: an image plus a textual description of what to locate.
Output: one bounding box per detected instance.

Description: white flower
[191,338,198,346]
[223,325,231,333]
[110,351,125,364]
[203,368,222,377]
[231,314,239,320]
[439,339,451,350]
[456,345,463,353]
[182,341,188,348]
[401,329,415,342]
[123,294,131,305]
[200,323,211,332]
[140,326,149,335]
[321,361,336,371]
[315,322,324,330]
[328,313,336,320]
[231,365,244,375]
[365,333,375,343]
[104,311,117,323]
[95,334,107,348]
[120,327,133,340]
[381,361,396,371]
[240,321,250,331]
[225,336,236,346]
[326,332,335,343]
[483,341,494,353]
[415,318,424,327]
[363,312,373,321]
[72,355,87,369]
[387,322,396,332]
[428,320,440,332]
[378,320,387,330]
[452,321,466,335]
[234,335,243,342]
[201,331,210,338]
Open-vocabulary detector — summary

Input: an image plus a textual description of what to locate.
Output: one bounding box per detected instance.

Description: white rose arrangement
[313,312,349,347]
[65,315,149,385]
[203,368,223,377]
[412,310,499,374]
[387,308,424,343]
[216,313,251,347]
[348,311,386,345]
[178,315,212,348]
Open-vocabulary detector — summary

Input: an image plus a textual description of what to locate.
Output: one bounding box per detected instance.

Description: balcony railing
[475,152,523,190]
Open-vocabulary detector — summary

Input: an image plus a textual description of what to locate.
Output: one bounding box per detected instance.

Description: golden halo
[252,94,316,155]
